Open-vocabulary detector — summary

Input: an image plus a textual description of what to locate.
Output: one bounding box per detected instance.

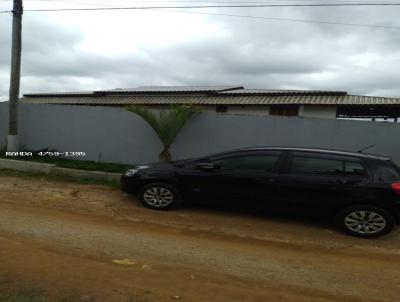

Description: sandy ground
[0,174,399,301]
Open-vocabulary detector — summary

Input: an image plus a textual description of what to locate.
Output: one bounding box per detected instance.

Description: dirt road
[0,174,399,301]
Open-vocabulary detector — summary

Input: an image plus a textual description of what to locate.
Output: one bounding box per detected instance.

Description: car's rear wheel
[335,205,395,238]
[138,182,181,210]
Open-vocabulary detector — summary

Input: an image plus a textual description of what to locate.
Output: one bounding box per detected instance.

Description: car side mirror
[196,162,219,171]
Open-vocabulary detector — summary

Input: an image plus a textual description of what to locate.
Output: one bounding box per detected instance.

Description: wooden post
[7,0,23,152]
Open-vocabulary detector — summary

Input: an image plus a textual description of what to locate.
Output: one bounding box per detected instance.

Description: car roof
[230,147,392,160]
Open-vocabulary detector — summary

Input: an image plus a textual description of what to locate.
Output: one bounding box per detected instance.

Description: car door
[177,151,284,203]
[278,151,371,210]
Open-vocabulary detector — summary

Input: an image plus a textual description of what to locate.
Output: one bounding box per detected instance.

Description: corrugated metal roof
[23,91,96,98]
[21,96,207,105]
[95,86,243,94]
[217,89,347,96]
[23,87,346,97]
[19,94,400,106]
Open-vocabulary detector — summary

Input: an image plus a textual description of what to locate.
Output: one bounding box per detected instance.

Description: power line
[1,1,399,30]
[159,8,400,29]
[13,3,400,12]
[3,0,400,3]
[10,0,400,6]
[3,0,400,6]
[0,0,377,1]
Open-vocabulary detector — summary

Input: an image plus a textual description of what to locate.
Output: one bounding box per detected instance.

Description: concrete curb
[0,159,121,182]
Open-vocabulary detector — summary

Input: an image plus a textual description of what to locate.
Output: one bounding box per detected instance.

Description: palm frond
[127,104,196,161]
[127,106,161,137]
[159,105,195,147]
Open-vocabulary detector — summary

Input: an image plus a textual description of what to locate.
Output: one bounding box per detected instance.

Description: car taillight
[391,182,400,196]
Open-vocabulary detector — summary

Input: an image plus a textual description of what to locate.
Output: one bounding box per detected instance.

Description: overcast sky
[1,0,400,101]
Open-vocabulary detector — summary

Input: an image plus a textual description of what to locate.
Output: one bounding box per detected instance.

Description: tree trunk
[159,147,171,162]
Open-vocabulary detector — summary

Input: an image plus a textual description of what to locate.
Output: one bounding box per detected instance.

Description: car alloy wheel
[344,210,387,235]
[142,186,174,208]
[335,205,395,238]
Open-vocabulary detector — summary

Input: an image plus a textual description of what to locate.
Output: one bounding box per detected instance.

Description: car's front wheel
[138,182,181,210]
[335,205,395,238]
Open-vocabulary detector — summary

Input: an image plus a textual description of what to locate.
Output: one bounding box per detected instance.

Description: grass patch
[0,290,53,302]
[0,291,139,302]
[0,154,134,174]
[0,169,120,189]
[0,290,96,302]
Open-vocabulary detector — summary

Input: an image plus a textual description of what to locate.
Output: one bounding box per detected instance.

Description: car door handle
[333,179,362,185]
[262,177,276,183]
[343,179,363,185]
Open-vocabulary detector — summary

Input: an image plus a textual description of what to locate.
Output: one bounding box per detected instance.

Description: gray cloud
[1,4,400,101]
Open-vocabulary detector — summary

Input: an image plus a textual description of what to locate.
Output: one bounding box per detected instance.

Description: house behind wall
[21,86,400,121]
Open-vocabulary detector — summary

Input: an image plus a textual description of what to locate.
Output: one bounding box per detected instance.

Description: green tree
[127,105,196,162]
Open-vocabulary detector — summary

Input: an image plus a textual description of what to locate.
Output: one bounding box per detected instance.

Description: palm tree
[127,104,196,162]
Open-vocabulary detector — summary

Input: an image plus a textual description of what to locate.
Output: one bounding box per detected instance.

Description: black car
[121,147,400,238]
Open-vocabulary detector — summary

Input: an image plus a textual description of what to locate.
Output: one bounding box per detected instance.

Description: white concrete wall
[1,103,400,165]
[137,104,336,118]
[300,105,337,119]
[225,105,270,116]
[134,105,270,116]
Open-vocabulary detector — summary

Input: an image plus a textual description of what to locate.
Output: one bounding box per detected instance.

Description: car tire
[138,182,181,210]
[335,205,395,238]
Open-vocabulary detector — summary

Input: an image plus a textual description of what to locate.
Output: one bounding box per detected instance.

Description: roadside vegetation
[0,278,137,302]
[0,282,66,302]
[0,169,120,188]
[0,290,99,302]
[0,290,136,302]
[0,290,55,302]
[0,154,134,174]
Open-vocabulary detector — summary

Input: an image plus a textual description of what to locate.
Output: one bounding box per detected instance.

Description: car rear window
[291,157,343,175]
[389,161,400,175]
[381,160,400,181]
[290,156,367,176]
[344,161,367,176]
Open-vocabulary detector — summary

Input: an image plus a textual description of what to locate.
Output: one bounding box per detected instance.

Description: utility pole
[7,0,23,152]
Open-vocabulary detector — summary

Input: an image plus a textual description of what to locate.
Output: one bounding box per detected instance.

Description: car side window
[290,155,369,177]
[290,156,344,175]
[212,154,280,172]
